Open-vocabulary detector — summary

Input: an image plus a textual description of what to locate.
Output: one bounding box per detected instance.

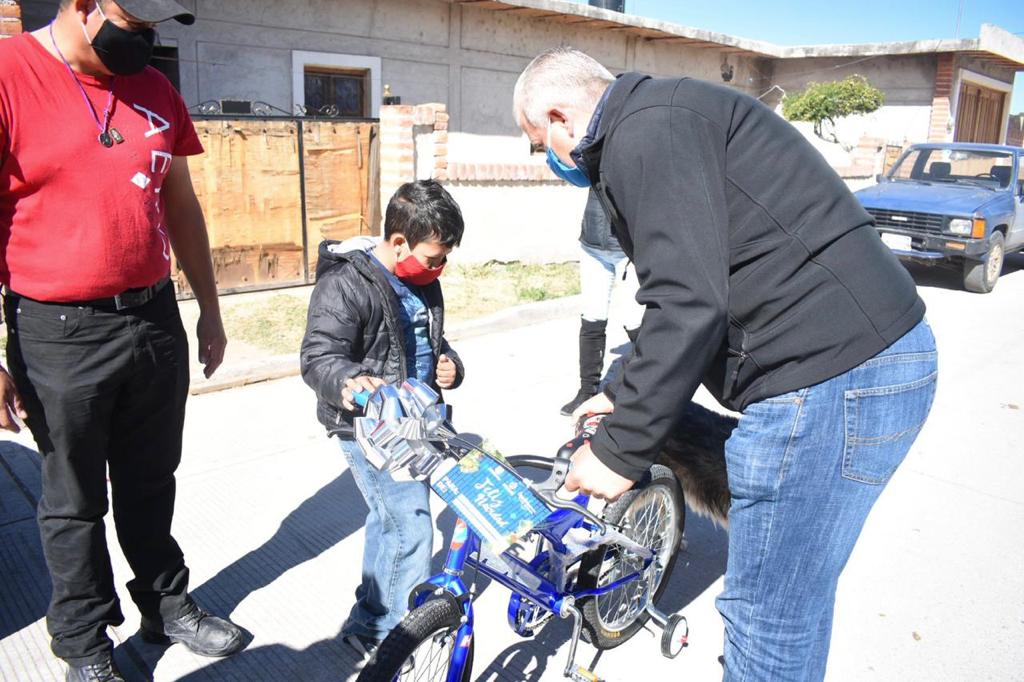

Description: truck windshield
[889,148,1014,190]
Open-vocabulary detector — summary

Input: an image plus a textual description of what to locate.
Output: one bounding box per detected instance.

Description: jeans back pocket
[842,363,937,485]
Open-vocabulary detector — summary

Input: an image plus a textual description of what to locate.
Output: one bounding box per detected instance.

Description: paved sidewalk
[2,258,1023,681]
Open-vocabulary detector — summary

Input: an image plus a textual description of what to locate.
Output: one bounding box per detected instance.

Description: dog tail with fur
[656,401,736,529]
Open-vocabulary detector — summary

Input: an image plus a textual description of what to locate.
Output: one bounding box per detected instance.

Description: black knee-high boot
[560,318,607,416]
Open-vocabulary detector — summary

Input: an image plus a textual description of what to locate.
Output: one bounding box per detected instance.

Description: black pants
[4,285,191,664]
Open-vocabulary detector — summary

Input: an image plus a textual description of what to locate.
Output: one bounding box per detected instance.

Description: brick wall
[379,103,451,212]
[0,0,22,38]
[927,53,956,142]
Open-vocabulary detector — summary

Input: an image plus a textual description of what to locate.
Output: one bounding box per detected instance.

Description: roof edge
[778,37,980,59]
[451,0,783,57]
[453,1,1024,67]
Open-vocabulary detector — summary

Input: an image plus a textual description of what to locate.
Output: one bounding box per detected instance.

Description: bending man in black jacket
[514,47,938,681]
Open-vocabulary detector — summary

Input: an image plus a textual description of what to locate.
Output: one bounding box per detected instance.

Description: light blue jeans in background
[337,437,433,642]
[717,319,938,681]
[579,242,643,327]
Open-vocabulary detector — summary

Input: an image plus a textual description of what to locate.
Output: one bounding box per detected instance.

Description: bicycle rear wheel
[356,598,474,682]
[576,464,684,649]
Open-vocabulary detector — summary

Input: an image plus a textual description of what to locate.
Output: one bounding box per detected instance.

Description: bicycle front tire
[356,597,474,682]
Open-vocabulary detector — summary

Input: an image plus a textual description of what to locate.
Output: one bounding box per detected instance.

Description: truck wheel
[963,231,1004,294]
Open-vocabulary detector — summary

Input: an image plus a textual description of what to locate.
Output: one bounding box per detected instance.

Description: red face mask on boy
[395,254,445,286]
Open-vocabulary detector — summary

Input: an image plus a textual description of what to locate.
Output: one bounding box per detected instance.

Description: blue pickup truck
[854,142,1023,293]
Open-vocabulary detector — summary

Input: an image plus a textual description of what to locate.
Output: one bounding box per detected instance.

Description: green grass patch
[221,294,309,355]
[218,262,579,354]
[443,261,579,322]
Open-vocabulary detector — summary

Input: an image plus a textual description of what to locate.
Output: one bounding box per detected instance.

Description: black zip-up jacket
[578,73,925,480]
[300,239,464,437]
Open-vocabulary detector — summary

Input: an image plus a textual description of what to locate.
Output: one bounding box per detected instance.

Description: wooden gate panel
[302,121,380,276]
[179,120,305,294]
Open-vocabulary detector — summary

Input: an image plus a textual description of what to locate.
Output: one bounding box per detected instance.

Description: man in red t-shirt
[0,2,243,680]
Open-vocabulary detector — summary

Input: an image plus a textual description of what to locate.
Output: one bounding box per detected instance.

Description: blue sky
[574,0,1024,113]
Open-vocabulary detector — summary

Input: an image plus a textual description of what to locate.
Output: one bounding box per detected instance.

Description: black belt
[9,277,171,311]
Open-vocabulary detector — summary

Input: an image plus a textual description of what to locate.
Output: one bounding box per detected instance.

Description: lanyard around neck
[49,21,120,148]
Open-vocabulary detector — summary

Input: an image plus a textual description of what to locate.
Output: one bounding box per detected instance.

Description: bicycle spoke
[403,629,456,682]
[594,486,678,632]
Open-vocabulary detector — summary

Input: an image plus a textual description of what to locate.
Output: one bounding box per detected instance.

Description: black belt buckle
[113,289,150,311]
[112,278,166,311]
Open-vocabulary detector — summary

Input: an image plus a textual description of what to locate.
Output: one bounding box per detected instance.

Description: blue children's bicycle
[349,380,689,682]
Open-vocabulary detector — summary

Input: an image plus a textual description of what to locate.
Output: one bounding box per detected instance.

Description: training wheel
[660,613,689,659]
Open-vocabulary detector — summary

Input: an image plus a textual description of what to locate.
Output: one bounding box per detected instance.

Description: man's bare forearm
[162,157,220,315]
[166,199,220,314]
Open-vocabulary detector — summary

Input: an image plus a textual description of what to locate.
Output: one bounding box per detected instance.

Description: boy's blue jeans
[337,437,433,641]
[717,319,937,682]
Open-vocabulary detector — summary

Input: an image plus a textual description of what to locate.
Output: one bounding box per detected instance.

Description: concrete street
[2,256,1022,681]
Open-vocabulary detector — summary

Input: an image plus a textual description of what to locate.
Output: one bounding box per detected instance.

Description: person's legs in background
[561,243,617,416]
[716,320,937,682]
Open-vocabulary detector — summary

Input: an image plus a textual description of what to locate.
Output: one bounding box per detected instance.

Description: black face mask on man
[80,4,156,76]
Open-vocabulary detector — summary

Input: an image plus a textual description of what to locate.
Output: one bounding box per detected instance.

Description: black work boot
[560,318,607,416]
[140,600,244,657]
[65,654,125,682]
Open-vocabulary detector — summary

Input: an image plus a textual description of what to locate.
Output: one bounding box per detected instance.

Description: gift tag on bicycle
[431,451,550,553]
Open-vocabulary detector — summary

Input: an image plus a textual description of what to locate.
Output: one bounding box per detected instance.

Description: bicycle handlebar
[530,414,609,532]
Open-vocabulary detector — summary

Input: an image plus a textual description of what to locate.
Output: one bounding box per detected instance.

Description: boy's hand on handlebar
[571,392,613,421]
[564,442,634,501]
[342,376,385,411]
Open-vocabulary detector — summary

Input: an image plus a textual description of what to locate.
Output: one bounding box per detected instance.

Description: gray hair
[513,47,614,129]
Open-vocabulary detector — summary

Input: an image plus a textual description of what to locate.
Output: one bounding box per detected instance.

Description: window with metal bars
[303,68,369,118]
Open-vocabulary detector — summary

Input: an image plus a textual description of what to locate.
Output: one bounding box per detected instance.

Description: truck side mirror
[875,173,885,183]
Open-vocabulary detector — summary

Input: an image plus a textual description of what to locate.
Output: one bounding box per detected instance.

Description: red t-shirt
[0,33,204,301]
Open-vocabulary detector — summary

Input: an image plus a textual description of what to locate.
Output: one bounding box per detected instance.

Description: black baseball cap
[114,0,196,25]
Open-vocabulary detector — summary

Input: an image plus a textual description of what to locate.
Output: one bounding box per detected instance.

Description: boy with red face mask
[300,179,466,661]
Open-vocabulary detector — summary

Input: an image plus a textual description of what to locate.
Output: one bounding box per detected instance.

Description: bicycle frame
[411,491,657,682]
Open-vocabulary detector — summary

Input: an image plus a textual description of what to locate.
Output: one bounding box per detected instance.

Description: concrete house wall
[771,54,938,147]
[19,0,773,263]
[16,0,1023,262]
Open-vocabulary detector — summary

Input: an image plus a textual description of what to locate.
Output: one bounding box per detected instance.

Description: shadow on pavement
[169,632,362,682]
[121,469,366,679]
[0,441,49,642]
[474,617,574,682]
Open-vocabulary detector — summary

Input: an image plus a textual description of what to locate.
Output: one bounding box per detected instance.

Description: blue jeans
[337,437,433,641]
[716,319,937,681]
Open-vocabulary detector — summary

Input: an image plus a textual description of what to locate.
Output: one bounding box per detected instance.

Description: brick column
[927,53,956,142]
[378,103,450,214]
[379,105,416,214]
[1,0,23,38]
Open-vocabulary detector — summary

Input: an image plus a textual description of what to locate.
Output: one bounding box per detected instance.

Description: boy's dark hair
[384,180,464,249]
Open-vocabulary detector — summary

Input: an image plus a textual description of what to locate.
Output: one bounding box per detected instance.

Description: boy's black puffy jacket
[300,239,464,437]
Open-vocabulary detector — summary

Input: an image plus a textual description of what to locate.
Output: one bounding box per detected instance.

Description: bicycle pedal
[569,666,603,682]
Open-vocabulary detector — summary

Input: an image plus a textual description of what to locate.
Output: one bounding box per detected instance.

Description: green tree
[782,75,885,145]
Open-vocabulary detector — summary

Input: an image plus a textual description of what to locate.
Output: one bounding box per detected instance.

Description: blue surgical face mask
[545,123,591,188]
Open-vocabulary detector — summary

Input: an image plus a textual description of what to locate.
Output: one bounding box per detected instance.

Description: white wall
[445,183,588,265]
